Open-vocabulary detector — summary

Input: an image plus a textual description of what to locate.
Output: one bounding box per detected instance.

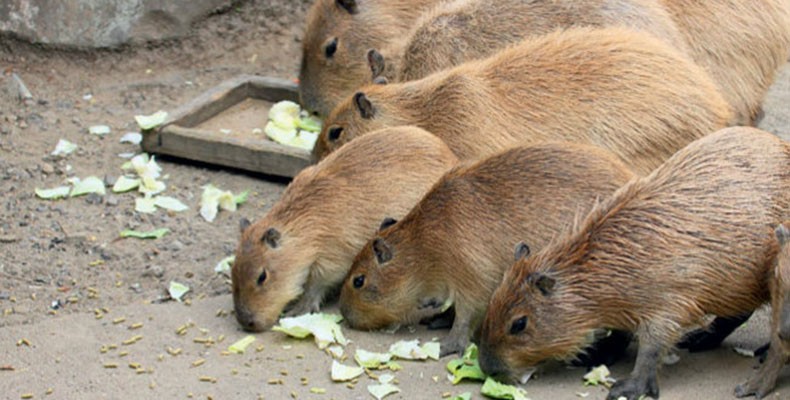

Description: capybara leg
[607,329,662,400]
[573,330,633,368]
[420,307,455,330]
[440,309,472,357]
[755,342,771,364]
[734,339,787,399]
[678,312,752,352]
[284,279,327,317]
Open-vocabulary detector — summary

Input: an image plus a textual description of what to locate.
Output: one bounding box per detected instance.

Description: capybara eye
[510,316,528,334]
[353,275,365,289]
[328,126,344,142]
[325,38,338,58]
[257,270,267,286]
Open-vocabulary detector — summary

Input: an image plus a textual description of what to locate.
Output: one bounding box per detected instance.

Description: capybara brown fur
[658,0,790,125]
[231,126,456,331]
[384,0,688,82]
[477,127,790,400]
[299,0,442,116]
[313,27,733,176]
[736,222,790,399]
[339,142,635,356]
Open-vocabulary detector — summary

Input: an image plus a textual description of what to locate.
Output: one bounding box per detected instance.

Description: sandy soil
[1,1,789,399]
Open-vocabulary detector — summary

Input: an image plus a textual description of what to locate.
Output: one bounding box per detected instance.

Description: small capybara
[382,0,688,82]
[736,222,790,399]
[232,126,456,331]
[658,0,790,124]
[313,27,733,176]
[298,0,442,116]
[339,142,635,356]
[477,127,790,400]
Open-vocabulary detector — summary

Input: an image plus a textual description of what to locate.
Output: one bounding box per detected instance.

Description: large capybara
[313,27,733,176]
[736,222,790,399]
[477,127,790,400]
[339,142,635,356]
[378,0,689,82]
[658,0,790,124]
[232,126,456,331]
[299,0,442,116]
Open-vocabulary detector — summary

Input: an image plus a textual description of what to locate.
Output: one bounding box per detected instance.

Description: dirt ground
[1,1,789,399]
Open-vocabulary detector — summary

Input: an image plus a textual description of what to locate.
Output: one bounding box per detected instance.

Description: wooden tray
[141,75,312,178]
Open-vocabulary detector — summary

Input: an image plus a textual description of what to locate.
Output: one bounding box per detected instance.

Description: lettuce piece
[120,228,170,239]
[112,176,140,193]
[51,139,77,156]
[481,377,529,400]
[154,196,188,212]
[135,111,168,131]
[135,197,157,213]
[331,360,364,382]
[35,186,71,200]
[214,255,235,275]
[268,101,301,130]
[446,344,486,384]
[88,125,111,136]
[272,313,348,349]
[168,281,189,302]
[69,176,106,197]
[583,365,615,387]
[228,335,256,354]
[354,349,392,369]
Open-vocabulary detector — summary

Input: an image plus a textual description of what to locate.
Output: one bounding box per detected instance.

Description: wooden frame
[141,75,312,178]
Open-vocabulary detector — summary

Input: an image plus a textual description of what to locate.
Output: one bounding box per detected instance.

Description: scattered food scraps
[367,376,400,400]
[446,344,486,384]
[168,281,190,302]
[264,100,321,151]
[69,176,106,197]
[135,111,168,131]
[582,365,616,388]
[331,360,364,382]
[199,184,249,222]
[35,186,71,200]
[135,197,157,213]
[153,196,188,212]
[452,393,472,400]
[228,335,256,354]
[112,176,141,193]
[354,349,392,369]
[481,377,530,400]
[389,339,440,361]
[51,139,77,156]
[272,313,348,349]
[119,228,170,240]
[120,132,143,145]
[214,256,234,276]
[89,125,111,136]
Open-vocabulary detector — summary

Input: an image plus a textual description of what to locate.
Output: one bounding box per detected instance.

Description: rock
[105,195,119,207]
[103,175,116,187]
[0,0,233,49]
[141,265,165,279]
[85,193,103,205]
[40,163,54,174]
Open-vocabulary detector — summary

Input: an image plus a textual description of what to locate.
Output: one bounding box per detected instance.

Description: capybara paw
[607,376,659,400]
[284,299,320,317]
[735,374,776,399]
[439,337,466,358]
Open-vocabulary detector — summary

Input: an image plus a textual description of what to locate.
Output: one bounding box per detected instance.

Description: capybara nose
[478,347,509,379]
[235,305,263,332]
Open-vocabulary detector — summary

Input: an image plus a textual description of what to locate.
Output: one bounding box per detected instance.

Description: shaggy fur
[339,142,634,356]
[314,27,733,175]
[736,222,790,399]
[232,127,456,331]
[298,0,442,116]
[478,127,790,400]
[658,0,790,124]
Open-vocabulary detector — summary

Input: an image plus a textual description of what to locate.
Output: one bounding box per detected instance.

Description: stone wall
[0,0,232,48]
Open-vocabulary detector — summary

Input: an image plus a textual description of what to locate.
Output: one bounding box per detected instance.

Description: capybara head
[299,0,372,116]
[775,222,790,341]
[232,216,316,332]
[312,87,398,160]
[340,217,448,329]
[478,244,597,382]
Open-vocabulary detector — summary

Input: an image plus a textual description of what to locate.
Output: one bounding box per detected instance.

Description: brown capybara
[313,27,733,176]
[231,126,457,331]
[298,0,442,116]
[378,0,689,82]
[658,0,790,125]
[736,222,790,399]
[477,127,790,400]
[339,142,635,356]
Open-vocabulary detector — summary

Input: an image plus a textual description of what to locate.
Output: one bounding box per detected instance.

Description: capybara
[736,222,790,399]
[380,0,689,82]
[299,0,442,116]
[313,27,733,176]
[232,126,457,331]
[339,142,635,356]
[658,0,790,124]
[477,127,790,400]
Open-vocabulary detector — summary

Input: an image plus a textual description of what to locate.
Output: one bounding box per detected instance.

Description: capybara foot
[735,379,773,399]
[607,375,659,400]
[573,330,633,368]
[440,335,468,358]
[678,313,751,352]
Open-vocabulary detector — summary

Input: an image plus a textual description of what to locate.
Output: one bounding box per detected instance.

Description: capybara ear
[354,92,375,119]
[379,217,398,231]
[262,227,281,249]
[514,242,531,261]
[367,49,386,79]
[373,238,393,265]
[776,223,790,246]
[336,0,358,14]
[239,217,252,233]
[527,273,556,296]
